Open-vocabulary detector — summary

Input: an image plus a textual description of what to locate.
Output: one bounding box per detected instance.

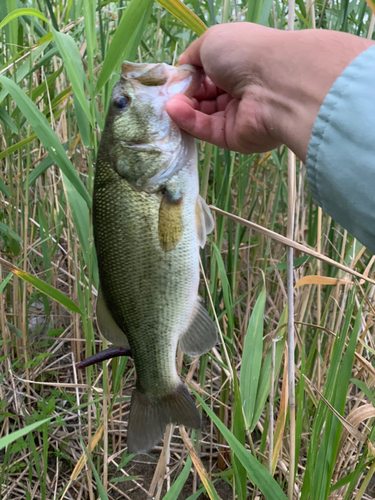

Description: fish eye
[114,95,129,110]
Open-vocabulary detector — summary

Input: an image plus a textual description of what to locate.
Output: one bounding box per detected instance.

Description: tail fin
[127,383,200,454]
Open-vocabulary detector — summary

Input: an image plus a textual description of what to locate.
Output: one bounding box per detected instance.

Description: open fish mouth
[120,61,204,99]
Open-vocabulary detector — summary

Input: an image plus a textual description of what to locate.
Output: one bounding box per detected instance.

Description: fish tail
[127,382,200,454]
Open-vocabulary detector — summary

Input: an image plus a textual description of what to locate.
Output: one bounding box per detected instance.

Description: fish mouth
[164,65,204,98]
[123,143,159,152]
[118,140,164,153]
[121,139,177,157]
[121,62,204,99]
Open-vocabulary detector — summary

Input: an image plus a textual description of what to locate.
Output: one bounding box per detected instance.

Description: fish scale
[93,62,217,454]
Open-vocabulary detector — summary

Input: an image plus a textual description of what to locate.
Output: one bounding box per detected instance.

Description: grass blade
[0,256,82,315]
[156,0,207,34]
[0,418,51,451]
[0,75,91,207]
[95,0,153,94]
[29,144,69,186]
[80,437,109,500]
[0,8,48,29]
[252,308,286,428]
[351,378,375,407]
[212,241,234,332]
[0,222,23,243]
[52,28,93,127]
[44,0,59,31]
[272,350,289,474]
[163,456,192,500]
[179,427,222,500]
[210,206,375,285]
[240,288,266,429]
[0,105,18,134]
[313,301,364,499]
[194,390,288,500]
[62,173,99,287]
[365,0,375,13]
[232,373,247,500]
[0,176,11,198]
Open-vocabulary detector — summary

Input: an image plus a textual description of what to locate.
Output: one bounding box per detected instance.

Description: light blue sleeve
[305,44,375,254]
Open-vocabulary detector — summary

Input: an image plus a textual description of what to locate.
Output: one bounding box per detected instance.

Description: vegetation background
[1,0,375,499]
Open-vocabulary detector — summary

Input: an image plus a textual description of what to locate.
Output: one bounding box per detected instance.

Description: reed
[1,1,375,499]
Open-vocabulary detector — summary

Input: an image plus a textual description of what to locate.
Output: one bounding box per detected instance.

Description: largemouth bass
[93,62,217,454]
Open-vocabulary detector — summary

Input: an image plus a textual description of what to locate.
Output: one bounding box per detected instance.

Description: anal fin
[195,195,214,248]
[96,287,129,347]
[179,299,217,357]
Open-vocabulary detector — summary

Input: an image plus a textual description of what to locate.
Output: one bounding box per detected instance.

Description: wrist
[256,29,374,160]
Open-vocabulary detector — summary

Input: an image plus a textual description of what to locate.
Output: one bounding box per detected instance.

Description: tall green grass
[1,1,375,499]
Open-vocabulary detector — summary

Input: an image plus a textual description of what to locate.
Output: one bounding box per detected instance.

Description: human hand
[166,23,373,161]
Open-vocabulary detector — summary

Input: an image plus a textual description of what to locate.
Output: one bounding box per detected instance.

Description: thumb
[166,95,197,131]
[166,95,228,148]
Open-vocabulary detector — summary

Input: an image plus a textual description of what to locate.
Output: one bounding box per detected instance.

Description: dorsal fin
[178,299,217,357]
[96,287,129,347]
[195,195,214,248]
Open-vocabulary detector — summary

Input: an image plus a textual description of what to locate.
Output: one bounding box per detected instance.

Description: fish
[93,61,217,454]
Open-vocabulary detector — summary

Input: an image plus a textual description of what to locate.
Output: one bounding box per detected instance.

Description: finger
[178,33,207,67]
[167,93,220,116]
[194,76,225,100]
[216,93,233,112]
[198,94,233,115]
[199,99,220,115]
[166,95,228,149]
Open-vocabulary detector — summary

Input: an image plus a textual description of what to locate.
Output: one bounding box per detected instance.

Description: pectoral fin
[158,190,183,252]
[179,299,217,357]
[195,195,214,248]
[96,287,129,347]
